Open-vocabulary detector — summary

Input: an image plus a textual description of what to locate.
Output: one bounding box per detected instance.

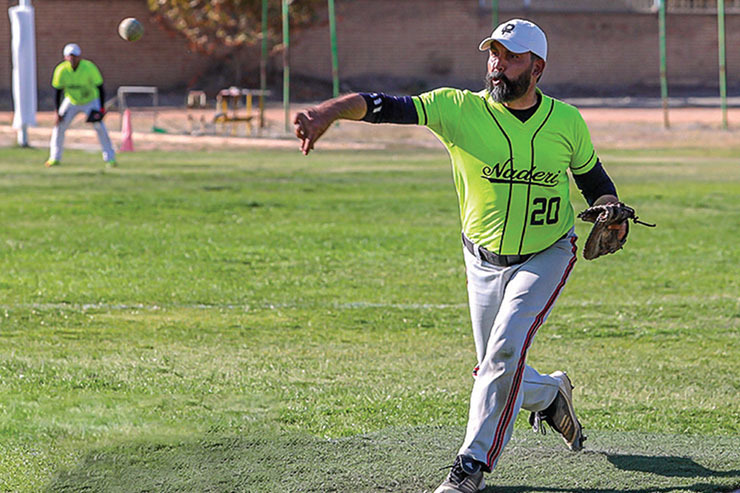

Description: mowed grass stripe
[1,293,737,311]
[0,146,738,492]
[42,427,740,492]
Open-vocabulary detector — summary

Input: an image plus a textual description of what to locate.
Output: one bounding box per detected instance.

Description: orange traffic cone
[120,108,134,152]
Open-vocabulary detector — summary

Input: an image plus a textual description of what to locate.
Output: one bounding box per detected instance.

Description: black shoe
[434,455,486,493]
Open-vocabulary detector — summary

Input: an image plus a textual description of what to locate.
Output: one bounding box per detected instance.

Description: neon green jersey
[51,59,103,105]
[413,88,597,255]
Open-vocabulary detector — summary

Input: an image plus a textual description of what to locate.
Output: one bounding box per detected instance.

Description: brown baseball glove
[577,202,655,260]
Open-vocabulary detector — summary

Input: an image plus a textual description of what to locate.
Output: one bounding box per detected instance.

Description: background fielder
[293,19,626,493]
[45,43,116,168]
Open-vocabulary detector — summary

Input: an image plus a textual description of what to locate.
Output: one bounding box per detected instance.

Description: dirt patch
[581,106,740,150]
[2,104,740,154]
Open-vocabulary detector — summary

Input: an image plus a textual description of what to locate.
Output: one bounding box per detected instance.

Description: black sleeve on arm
[359,92,418,124]
[55,89,63,111]
[97,85,105,108]
[572,160,618,206]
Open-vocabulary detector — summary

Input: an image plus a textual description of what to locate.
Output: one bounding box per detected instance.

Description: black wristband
[573,160,617,206]
[54,89,63,111]
[359,92,418,124]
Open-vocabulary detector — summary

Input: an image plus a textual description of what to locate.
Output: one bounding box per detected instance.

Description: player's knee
[494,345,516,361]
[482,344,519,374]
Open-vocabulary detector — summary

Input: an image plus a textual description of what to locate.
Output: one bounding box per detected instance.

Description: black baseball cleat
[529,371,586,451]
[434,455,486,493]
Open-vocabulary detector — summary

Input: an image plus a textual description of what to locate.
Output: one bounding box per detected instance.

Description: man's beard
[486,69,531,103]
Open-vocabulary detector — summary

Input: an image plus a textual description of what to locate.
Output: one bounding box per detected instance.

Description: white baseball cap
[478,19,548,61]
[63,43,81,57]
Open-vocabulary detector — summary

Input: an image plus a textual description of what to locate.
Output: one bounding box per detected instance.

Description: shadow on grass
[490,454,740,493]
[491,486,738,493]
[607,454,740,478]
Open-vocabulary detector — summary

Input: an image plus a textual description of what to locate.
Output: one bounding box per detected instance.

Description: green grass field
[0,142,738,492]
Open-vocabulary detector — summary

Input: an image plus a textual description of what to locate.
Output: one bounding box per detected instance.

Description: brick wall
[2,0,738,106]
[2,0,213,107]
[1,1,12,94]
[289,0,740,97]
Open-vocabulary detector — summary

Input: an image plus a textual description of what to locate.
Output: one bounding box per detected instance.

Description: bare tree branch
[147,0,323,54]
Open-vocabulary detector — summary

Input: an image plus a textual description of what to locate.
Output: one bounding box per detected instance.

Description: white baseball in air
[118,17,144,42]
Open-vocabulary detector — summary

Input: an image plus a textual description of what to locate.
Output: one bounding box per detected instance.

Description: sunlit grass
[0,145,738,492]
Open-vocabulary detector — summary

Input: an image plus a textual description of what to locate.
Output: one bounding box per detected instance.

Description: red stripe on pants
[486,237,577,468]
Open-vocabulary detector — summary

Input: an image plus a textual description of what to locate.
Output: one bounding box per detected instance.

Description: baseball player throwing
[45,43,116,168]
[294,19,625,492]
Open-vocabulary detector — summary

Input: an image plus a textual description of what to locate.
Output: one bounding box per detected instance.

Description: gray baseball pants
[49,97,115,163]
[458,229,578,471]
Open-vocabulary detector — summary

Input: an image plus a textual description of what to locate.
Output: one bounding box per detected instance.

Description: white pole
[17,125,28,147]
[9,0,38,148]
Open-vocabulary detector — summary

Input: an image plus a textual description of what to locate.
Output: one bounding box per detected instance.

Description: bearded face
[485,62,534,103]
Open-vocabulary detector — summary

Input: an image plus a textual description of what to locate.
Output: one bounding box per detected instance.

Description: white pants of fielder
[49,98,115,163]
[459,229,578,470]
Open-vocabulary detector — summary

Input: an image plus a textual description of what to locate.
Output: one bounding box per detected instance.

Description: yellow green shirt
[412,88,598,256]
[51,59,103,105]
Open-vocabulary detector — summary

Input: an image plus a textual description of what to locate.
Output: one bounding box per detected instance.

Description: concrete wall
[2,0,739,106]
